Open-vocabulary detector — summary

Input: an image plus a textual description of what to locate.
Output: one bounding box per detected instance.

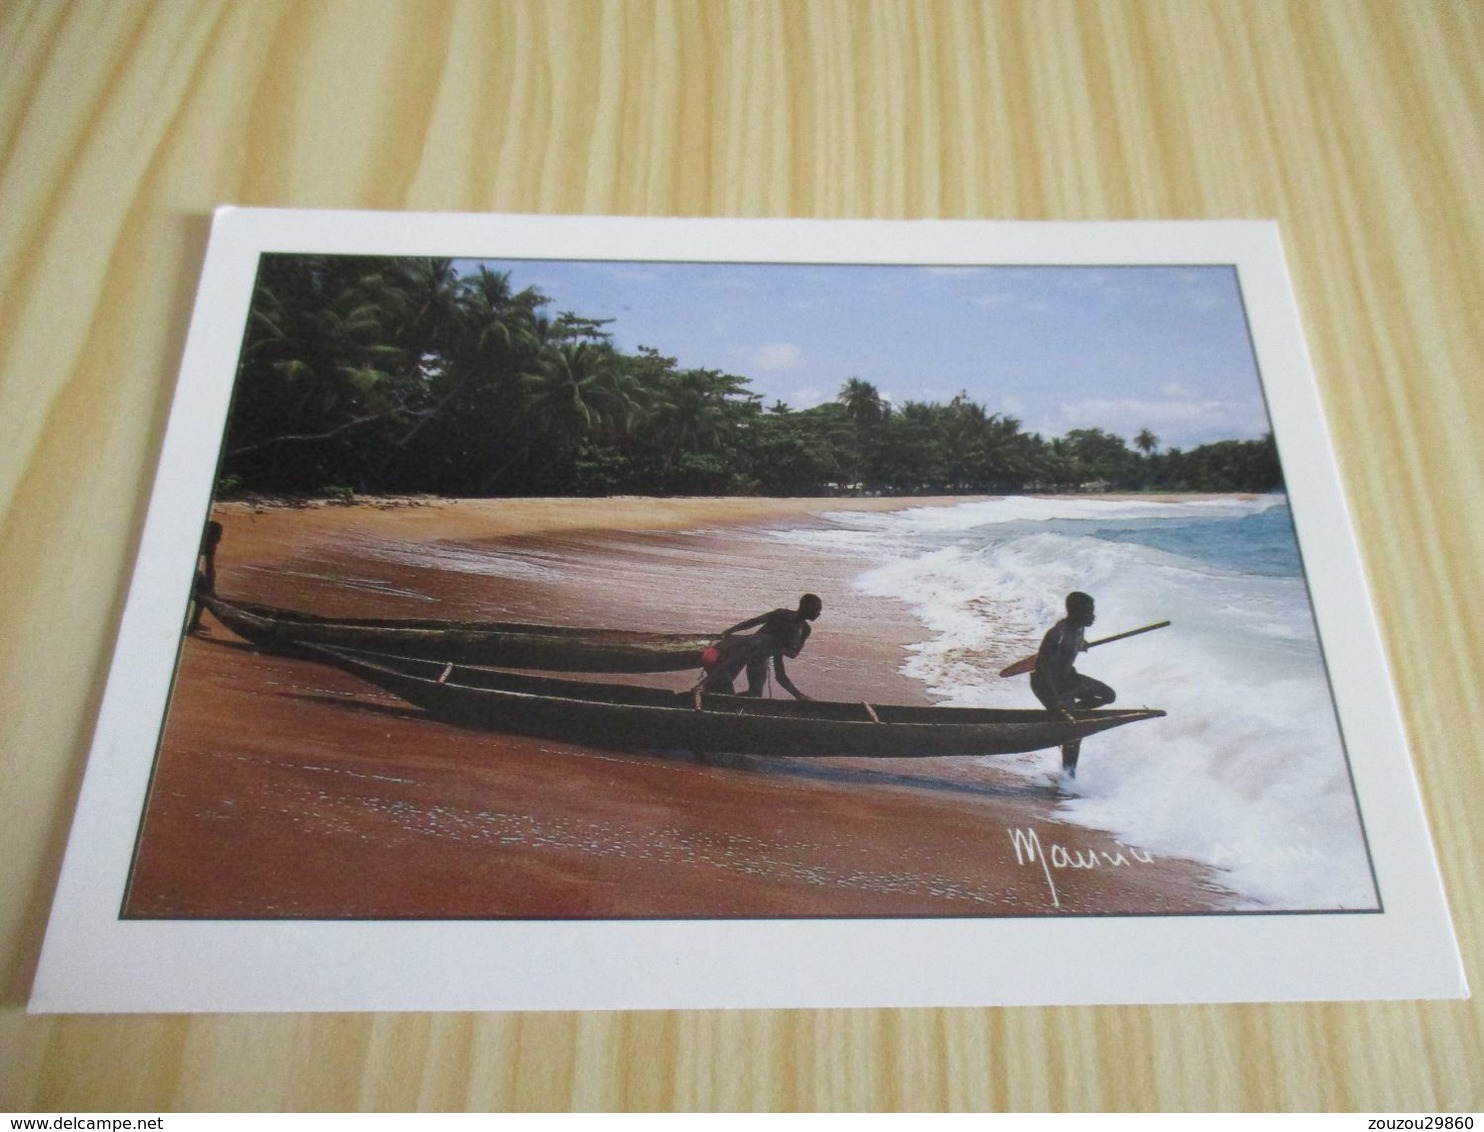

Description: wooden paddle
[997,620,1171,678]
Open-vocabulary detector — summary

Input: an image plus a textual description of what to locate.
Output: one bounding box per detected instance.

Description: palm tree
[837,377,888,428]
[398,257,461,351]
[525,340,644,440]
[387,263,512,446]
[225,255,428,489]
[980,412,1031,491]
[665,368,752,452]
[1134,428,1159,455]
[382,266,553,492]
[941,392,986,489]
[474,339,642,493]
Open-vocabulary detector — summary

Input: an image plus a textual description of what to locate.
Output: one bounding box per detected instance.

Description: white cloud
[971,292,1017,308]
[752,342,803,371]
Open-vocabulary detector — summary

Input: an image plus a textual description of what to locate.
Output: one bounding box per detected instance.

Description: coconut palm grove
[219,255,1283,499]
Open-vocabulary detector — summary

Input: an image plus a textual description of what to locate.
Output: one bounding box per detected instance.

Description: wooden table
[2,0,1480,1112]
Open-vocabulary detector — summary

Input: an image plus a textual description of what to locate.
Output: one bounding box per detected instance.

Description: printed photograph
[123,253,1378,921]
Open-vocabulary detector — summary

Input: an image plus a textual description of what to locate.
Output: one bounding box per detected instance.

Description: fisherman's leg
[701,637,752,695]
[1061,739,1082,777]
[186,572,208,631]
[1072,675,1115,709]
[702,672,736,694]
[1030,671,1059,713]
[742,655,769,697]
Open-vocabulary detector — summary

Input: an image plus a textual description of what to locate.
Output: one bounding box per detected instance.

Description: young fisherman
[698,594,823,699]
[1031,590,1116,779]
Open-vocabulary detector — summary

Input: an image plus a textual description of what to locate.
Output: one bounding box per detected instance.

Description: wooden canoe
[310,645,1166,759]
[199,594,715,673]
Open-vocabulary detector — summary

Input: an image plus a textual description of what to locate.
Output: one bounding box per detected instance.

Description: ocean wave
[818,492,1285,535]
[791,497,1375,911]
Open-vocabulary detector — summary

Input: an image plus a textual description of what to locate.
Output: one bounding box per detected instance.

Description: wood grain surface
[3,0,1482,1112]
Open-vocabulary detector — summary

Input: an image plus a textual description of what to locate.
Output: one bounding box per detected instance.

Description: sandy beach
[124,495,1234,919]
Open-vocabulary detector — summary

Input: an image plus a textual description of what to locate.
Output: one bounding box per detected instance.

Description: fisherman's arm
[721,613,769,636]
[772,654,811,700]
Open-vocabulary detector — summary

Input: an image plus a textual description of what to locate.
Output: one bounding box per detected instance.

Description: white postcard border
[30,210,1465,1012]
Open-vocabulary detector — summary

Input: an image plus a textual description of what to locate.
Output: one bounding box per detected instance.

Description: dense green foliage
[219,255,1284,498]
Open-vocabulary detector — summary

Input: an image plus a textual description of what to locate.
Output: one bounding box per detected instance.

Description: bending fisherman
[699,594,822,700]
[1031,590,1116,779]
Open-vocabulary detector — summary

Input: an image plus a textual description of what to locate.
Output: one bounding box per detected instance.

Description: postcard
[30,210,1465,1011]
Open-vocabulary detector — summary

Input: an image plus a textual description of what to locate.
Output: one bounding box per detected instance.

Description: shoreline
[123,493,1238,919]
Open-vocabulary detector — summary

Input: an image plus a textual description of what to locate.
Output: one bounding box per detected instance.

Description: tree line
[218,254,1283,499]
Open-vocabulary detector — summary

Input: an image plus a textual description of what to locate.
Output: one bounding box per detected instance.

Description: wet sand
[124,496,1234,919]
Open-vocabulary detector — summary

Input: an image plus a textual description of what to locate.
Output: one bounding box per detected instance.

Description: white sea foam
[817,492,1284,535]
[780,496,1375,911]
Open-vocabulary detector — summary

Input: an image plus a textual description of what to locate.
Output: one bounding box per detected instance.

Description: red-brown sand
[124,496,1233,919]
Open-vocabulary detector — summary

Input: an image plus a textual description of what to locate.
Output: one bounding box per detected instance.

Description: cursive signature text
[1007,826,1156,908]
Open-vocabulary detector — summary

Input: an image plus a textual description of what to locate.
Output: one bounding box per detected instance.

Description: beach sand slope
[124,497,1233,919]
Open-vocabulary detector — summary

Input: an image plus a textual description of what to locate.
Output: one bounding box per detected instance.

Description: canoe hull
[314,646,1166,759]
[201,595,713,673]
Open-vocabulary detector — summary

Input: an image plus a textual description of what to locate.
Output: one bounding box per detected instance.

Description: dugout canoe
[310,645,1166,758]
[199,594,714,673]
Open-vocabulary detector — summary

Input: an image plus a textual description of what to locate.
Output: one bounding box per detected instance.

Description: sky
[457,258,1272,451]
